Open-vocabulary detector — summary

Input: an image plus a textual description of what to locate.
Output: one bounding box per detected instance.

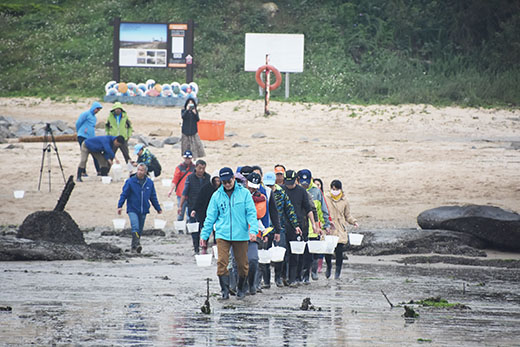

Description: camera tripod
[38,123,66,192]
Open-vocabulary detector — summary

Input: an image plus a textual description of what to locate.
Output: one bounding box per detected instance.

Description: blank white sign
[244,33,304,73]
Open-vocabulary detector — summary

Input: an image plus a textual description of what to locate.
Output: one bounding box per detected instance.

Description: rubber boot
[218,275,230,300]
[335,262,343,280]
[262,263,271,289]
[237,276,247,299]
[311,259,319,280]
[229,269,237,296]
[325,265,332,279]
[76,168,83,182]
[274,263,283,287]
[248,261,257,295]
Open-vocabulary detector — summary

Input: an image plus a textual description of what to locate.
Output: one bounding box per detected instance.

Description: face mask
[331,189,341,196]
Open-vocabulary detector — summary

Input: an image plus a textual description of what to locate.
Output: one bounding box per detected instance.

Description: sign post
[265,54,270,116]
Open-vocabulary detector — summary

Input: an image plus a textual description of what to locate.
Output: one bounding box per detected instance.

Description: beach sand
[0,98,519,230]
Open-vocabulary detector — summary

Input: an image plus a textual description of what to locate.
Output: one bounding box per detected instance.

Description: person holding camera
[180,98,205,158]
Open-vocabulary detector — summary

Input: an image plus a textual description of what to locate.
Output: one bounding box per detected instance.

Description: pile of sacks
[105,79,198,99]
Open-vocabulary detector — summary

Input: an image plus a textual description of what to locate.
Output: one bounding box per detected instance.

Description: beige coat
[325,192,357,244]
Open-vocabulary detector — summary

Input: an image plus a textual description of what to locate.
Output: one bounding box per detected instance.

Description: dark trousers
[325,243,346,273]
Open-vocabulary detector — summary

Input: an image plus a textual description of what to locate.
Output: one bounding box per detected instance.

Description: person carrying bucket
[200,167,258,300]
[324,179,359,279]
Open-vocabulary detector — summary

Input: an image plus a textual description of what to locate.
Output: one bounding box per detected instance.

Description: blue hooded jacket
[76,101,102,139]
[118,175,161,215]
[201,182,258,241]
[84,135,117,160]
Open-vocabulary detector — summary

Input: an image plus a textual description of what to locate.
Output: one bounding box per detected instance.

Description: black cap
[284,170,297,184]
[247,172,261,189]
[219,167,234,181]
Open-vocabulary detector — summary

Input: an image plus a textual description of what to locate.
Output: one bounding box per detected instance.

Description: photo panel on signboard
[119,22,167,68]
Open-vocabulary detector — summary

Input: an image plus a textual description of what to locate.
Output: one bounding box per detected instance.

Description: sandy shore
[0,98,519,230]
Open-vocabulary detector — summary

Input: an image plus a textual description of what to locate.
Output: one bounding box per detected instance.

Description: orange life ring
[255,65,282,91]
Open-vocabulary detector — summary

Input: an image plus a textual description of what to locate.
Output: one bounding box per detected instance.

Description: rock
[95,121,105,129]
[18,211,85,245]
[225,132,237,137]
[60,128,75,135]
[511,141,520,150]
[251,132,266,139]
[163,136,180,145]
[148,139,164,148]
[5,144,23,150]
[262,2,279,17]
[50,120,68,132]
[138,135,150,146]
[232,143,249,148]
[346,228,487,257]
[14,123,32,137]
[88,242,122,254]
[417,205,520,251]
[149,129,172,137]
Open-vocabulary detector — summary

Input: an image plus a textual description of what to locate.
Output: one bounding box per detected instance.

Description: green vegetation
[405,297,470,309]
[1,0,519,106]
[417,338,432,343]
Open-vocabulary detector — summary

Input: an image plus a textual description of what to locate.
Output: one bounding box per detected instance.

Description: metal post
[264,54,270,116]
[285,72,290,99]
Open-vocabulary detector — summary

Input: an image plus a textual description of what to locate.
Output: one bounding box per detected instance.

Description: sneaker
[262,284,271,289]
[311,271,318,281]
[130,248,137,253]
[136,245,142,254]
[288,282,298,288]
[283,279,290,287]
[256,287,263,293]
[303,278,310,285]
[275,279,283,287]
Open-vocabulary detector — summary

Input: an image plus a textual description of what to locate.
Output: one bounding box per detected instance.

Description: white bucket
[212,245,218,259]
[113,218,126,230]
[307,240,327,254]
[161,179,171,187]
[324,235,339,254]
[174,220,186,232]
[111,164,123,181]
[13,190,24,199]
[101,176,112,184]
[195,254,212,267]
[268,246,286,262]
[349,233,364,246]
[163,201,174,211]
[289,241,306,254]
[154,219,167,230]
[187,222,199,234]
[258,249,271,264]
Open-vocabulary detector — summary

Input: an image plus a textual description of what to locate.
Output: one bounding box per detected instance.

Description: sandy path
[0,98,518,229]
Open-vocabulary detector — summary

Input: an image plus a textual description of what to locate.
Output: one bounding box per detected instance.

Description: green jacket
[105,102,133,140]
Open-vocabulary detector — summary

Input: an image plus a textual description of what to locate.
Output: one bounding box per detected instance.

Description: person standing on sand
[75,101,102,176]
[168,150,195,222]
[117,163,162,253]
[181,98,205,158]
[105,102,133,165]
[200,167,258,300]
[324,179,359,279]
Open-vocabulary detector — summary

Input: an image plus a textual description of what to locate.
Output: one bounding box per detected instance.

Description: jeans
[128,212,146,249]
[177,196,188,221]
[78,136,100,173]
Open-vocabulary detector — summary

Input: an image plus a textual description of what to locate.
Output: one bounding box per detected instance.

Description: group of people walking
[76,99,359,291]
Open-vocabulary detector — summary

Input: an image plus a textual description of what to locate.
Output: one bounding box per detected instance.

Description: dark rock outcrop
[417,205,520,251]
[18,211,85,245]
[346,229,487,257]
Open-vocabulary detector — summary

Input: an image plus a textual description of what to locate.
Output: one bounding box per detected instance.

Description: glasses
[222,179,233,185]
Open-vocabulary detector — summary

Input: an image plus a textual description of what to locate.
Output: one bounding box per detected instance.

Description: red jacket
[171,162,194,198]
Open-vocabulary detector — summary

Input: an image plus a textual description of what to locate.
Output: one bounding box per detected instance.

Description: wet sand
[0,98,519,345]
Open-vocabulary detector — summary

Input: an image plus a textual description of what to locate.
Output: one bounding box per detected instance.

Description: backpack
[149,155,162,177]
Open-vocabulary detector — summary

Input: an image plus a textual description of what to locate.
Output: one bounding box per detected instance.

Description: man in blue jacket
[200,167,258,300]
[75,101,102,177]
[77,135,125,182]
[117,163,162,253]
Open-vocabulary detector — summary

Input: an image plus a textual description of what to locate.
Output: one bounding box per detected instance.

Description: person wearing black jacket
[282,170,319,286]
[192,169,221,241]
[180,98,205,158]
[181,159,210,254]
